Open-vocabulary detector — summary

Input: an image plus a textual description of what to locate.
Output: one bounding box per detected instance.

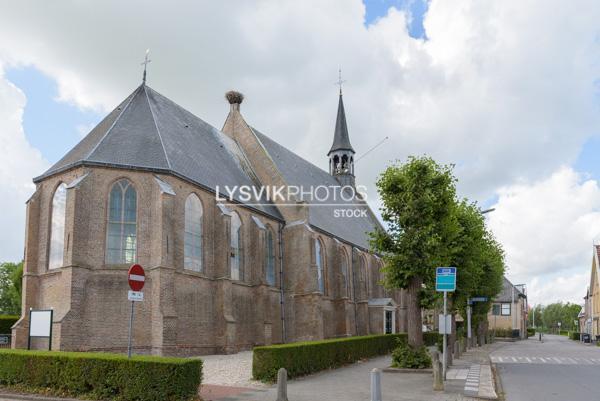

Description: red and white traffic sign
[128,264,145,291]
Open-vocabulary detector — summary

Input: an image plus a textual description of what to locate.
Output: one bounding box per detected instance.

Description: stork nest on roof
[225,90,244,104]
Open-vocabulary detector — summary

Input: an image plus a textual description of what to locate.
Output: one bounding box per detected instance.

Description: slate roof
[328,94,354,155]
[252,127,382,249]
[38,83,381,249]
[35,84,281,220]
[494,277,526,303]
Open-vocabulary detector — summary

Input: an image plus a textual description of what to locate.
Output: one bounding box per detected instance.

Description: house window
[106,179,137,264]
[48,183,67,270]
[501,303,511,316]
[184,194,203,272]
[230,212,243,281]
[265,229,276,286]
[315,239,325,293]
[492,304,501,315]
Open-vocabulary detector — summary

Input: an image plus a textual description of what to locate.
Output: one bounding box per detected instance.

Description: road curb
[382,367,433,374]
[490,356,504,401]
[0,392,80,401]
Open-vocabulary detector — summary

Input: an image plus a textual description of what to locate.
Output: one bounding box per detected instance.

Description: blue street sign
[436,267,457,292]
[469,297,488,304]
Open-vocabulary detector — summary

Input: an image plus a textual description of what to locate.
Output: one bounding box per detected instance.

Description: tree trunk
[407,276,424,347]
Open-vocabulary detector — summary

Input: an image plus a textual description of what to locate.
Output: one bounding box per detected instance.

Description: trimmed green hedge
[253,334,406,382]
[494,328,520,338]
[570,332,581,341]
[0,316,18,334]
[423,332,443,347]
[527,328,535,337]
[0,349,201,401]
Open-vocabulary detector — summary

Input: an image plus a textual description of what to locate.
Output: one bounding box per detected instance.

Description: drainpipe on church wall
[352,247,358,335]
[278,222,286,343]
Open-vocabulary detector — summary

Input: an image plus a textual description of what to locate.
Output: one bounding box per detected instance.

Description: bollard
[371,368,382,401]
[276,368,288,401]
[454,340,460,359]
[431,350,444,391]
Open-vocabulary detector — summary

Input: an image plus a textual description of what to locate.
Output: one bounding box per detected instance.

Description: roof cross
[141,49,152,84]
[335,68,346,95]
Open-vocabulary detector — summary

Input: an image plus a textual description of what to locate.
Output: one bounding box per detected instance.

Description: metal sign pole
[443,291,447,380]
[127,300,134,358]
[467,304,472,348]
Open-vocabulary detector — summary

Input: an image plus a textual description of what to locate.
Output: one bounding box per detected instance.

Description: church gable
[221,89,382,250]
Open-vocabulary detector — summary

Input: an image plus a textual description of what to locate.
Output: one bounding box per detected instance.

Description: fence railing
[0,334,11,349]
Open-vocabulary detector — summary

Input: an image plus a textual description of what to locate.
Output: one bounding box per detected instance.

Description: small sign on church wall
[28,309,53,350]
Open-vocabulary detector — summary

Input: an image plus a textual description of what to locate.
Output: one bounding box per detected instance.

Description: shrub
[0,349,201,401]
[0,316,18,334]
[570,332,581,341]
[253,334,405,382]
[423,332,443,347]
[493,328,519,338]
[391,341,431,369]
[559,330,569,336]
[527,328,535,337]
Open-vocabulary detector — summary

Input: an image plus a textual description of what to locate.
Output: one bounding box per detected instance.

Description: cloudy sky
[0,0,599,306]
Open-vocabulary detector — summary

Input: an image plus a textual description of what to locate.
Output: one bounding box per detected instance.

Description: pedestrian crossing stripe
[491,355,600,365]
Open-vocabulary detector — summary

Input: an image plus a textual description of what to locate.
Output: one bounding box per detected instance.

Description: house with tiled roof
[488,276,527,338]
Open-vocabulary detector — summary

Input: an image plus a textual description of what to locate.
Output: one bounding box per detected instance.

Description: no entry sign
[128,264,145,291]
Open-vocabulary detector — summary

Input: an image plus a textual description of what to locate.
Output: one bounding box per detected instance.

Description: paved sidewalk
[0,343,505,401]
[210,355,484,401]
[446,342,505,400]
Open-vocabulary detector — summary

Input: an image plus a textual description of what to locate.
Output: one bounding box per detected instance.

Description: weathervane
[141,49,152,84]
[335,68,346,95]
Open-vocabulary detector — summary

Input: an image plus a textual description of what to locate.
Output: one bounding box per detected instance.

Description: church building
[13,76,407,355]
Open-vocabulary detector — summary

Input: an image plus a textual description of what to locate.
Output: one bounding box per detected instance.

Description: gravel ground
[200,351,268,388]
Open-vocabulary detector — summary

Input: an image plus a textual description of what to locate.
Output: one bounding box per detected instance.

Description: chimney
[225,90,244,112]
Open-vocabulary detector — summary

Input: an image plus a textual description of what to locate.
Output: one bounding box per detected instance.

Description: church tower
[328,87,355,187]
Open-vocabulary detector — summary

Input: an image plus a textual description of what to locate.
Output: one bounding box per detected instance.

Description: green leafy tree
[534,302,581,332]
[370,156,459,347]
[447,200,504,341]
[0,261,23,315]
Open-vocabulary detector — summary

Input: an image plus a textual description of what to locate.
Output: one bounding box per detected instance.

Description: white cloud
[527,272,588,306]
[488,167,600,305]
[0,0,598,298]
[0,65,49,261]
[0,0,597,203]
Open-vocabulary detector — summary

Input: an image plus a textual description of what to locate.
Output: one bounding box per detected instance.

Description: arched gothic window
[359,256,368,300]
[48,183,67,270]
[340,250,349,298]
[106,179,137,264]
[315,238,325,293]
[265,229,276,286]
[230,212,243,280]
[184,194,203,272]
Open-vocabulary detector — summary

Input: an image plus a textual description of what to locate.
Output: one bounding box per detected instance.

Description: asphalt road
[491,334,600,401]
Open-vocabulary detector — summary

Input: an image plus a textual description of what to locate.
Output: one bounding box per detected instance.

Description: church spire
[328,71,356,187]
[328,92,354,156]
